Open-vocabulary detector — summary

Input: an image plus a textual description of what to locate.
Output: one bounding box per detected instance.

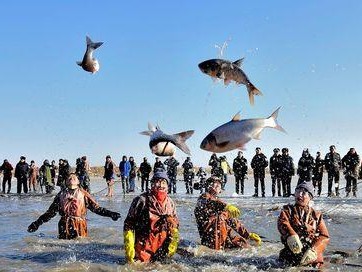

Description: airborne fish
[200,107,286,153]
[140,123,194,156]
[198,58,262,105]
[77,36,103,74]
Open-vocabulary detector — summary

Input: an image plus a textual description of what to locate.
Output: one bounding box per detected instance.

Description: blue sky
[1,1,362,167]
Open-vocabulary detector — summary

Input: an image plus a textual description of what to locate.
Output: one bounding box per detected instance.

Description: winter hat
[295,181,314,198]
[151,168,169,183]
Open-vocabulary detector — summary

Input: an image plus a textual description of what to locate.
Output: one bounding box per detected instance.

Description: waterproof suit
[278,204,329,267]
[124,192,179,262]
[194,192,250,250]
[30,187,118,239]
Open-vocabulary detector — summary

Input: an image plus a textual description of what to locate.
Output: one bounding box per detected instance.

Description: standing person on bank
[15,156,29,194]
[251,147,268,197]
[232,151,248,195]
[104,155,116,197]
[0,159,13,194]
[280,148,295,197]
[324,145,341,197]
[312,152,324,197]
[270,148,282,197]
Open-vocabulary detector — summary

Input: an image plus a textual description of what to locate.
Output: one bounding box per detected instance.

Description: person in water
[194,176,261,250]
[27,173,121,239]
[278,181,329,268]
[123,168,179,263]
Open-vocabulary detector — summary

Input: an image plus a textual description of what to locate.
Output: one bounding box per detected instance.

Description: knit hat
[295,181,314,198]
[151,168,169,183]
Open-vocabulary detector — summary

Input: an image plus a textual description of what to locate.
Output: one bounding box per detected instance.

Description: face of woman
[295,188,311,206]
[152,178,168,192]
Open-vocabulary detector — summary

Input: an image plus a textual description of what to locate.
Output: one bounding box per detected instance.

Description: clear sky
[1,1,362,167]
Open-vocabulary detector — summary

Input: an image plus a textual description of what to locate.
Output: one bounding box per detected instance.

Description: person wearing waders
[278,181,329,268]
[182,157,194,194]
[312,152,324,197]
[324,145,341,197]
[27,173,121,239]
[280,148,295,197]
[164,155,179,194]
[270,148,282,197]
[194,176,261,250]
[123,168,179,263]
[251,147,268,197]
[233,151,248,195]
[342,148,360,197]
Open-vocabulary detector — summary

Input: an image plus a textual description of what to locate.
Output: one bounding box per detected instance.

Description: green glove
[249,232,262,246]
[124,230,135,263]
[168,228,179,257]
[300,248,317,265]
[225,204,241,218]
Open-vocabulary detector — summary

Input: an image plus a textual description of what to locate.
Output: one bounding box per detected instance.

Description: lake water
[1,175,362,271]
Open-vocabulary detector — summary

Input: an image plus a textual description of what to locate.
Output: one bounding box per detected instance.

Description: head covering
[20,156,26,160]
[295,181,314,198]
[205,176,222,189]
[151,168,169,183]
[282,148,289,153]
[256,147,261,151]
[273,148,280,153]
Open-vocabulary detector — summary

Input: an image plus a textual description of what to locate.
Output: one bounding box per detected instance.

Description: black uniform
[270,154,282,197]
[280,153,295,197]
[342,150,360,197]
[251,153,268,197]
[182,158,194,194]
[297,152,315,184]
[164,157,179,194]
[139,161,152,192]
[233,155,248,195]
[312,155,324,196]
[208,154,223,178]
[15,160,29,194]
[0,161,13,193]
[324,151,341,196]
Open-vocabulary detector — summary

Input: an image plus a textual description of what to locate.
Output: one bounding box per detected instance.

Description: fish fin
[140,131,153,136]
[86,36,103,50]
[247,83,263,106]
[268,107,287,133]
[232,111,241,121]
[174,130,194,155]
[76,61,82,66]
[233,58,244,67]
[253,131,262,140]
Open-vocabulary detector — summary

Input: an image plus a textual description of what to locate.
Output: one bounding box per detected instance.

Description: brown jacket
[278,204,329,267]
[194,192,249,250]
[124,192,179,262]
[33,188,114,239]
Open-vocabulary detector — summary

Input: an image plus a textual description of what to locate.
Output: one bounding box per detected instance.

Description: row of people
[27,169,329,268]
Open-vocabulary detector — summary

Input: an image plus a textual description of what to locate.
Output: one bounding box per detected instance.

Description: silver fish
[140,123,194,156]
[200,107,286,153]
[77,36,103,74]
[198,58,262,105]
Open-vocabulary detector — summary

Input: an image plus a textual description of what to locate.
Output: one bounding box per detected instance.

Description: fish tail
[86,36,103,50]
[247,83,263,106]
[174,130,195,155]
[268,107,287,133]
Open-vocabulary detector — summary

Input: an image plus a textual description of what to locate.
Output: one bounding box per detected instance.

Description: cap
[20,156,26,160]
[273,148,280,153]
[295,181,314,198]
[151,168,169,183]
[256,147,261,151]
[282,148,289,153]
[106,155,111,159]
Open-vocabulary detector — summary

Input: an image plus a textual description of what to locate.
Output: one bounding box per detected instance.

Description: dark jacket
[297,155,315,182]
[153,161,165,171]
[104,161,116,180]
[342,152,360,179]
[164,157,179,178]
[251,154,268,177]
[324,152,341,174]
[15,161,29,179]
[280,155,295,177]
[0,162,13,177]
[139,161,152,177]
[313,157,324,180]
[269,154,282,178]
[233,156,248,177]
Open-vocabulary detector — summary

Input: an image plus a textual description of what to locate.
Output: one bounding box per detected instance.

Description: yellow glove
[249,232,262,246]
[287,234,303,254]
[225,204,241,218]
[300,248,317,265]
[124,230,135,263]
[168,228,179,257]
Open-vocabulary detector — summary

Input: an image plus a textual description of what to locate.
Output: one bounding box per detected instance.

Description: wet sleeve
[277,209,297,240]
[35,195,60,225]
[85,192,114,217]
[312,214,330,255]
[123,196,146,232]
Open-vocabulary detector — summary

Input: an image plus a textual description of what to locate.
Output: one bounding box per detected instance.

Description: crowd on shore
[1,145,361,198]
